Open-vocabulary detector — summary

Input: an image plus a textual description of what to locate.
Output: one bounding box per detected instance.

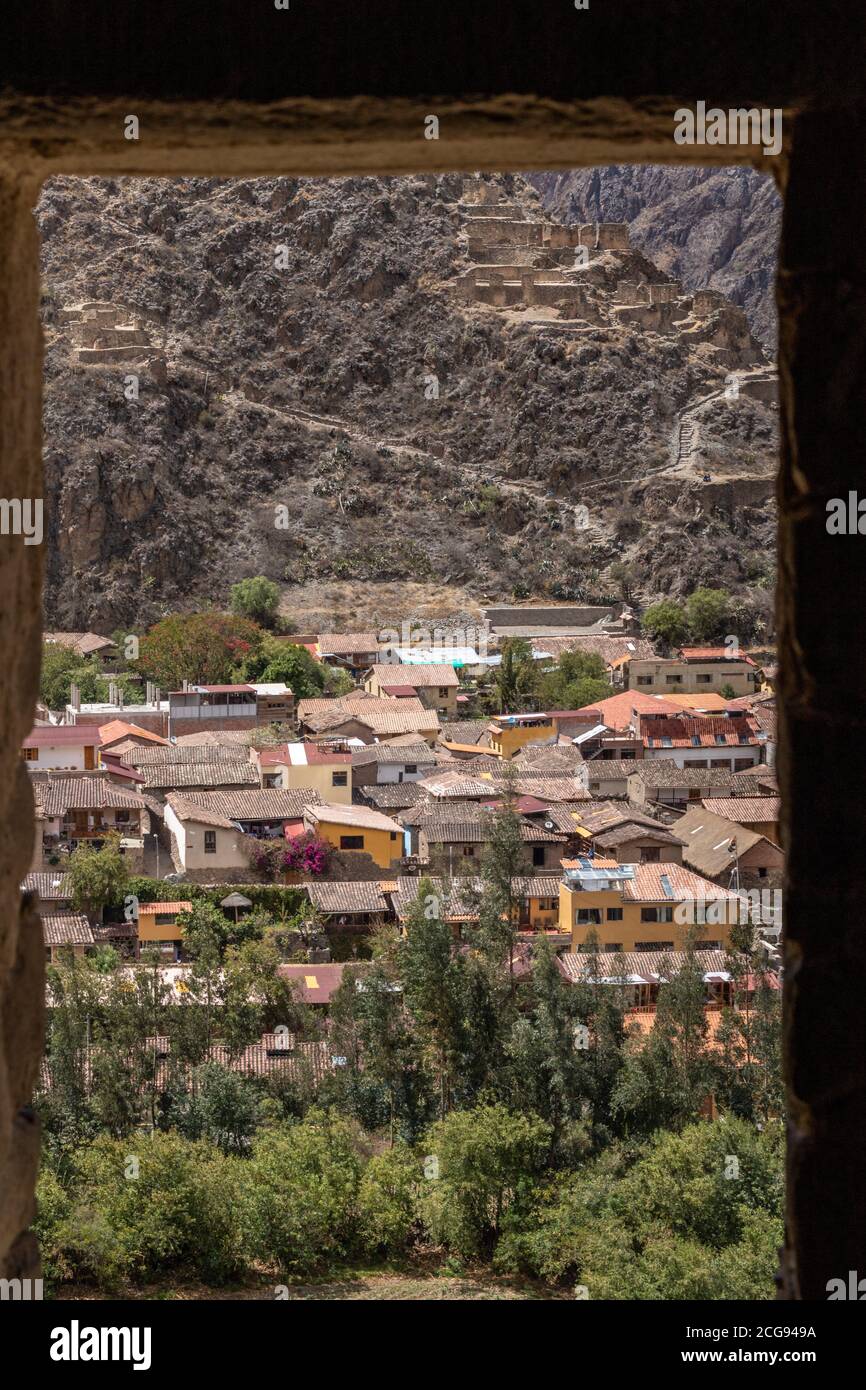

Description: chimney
[154,685,161,706]
[146,681,153,704]
[117,687,124,711]
[108,682,118,705]
[70,682,81,713]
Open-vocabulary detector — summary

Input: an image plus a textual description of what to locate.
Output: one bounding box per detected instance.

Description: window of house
[665,674,683,684]
[636,675,652,685]
[438,687,449,697]
[462,845,475,856]
[340,835,364,849]
[636,941,674,952]
[23,747,37,760]
[576,909,601,925]
[204,830,216,854]
[532,846,546,866]
[404,764,417,774]
[390,831,397,840]
[154,913,176,927]
[332,771,348,787]
[640,907,659,922]
[641,847,661,862]
[696,673,712,683]
[603,942,623,952]
[697,939,722,950]
[607,908,623,921]
[115,809,130,823]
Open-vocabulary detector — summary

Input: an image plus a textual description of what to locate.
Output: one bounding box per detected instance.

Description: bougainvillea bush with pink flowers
[241,832,331,880]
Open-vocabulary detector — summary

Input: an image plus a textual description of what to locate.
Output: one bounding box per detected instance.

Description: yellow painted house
[487,713,557,759]
[559,857,740,952]
[304,803,404,870]
[136,900,193,961]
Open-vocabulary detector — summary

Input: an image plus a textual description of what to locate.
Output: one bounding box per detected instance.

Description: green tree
[686,586,731,643]
[240,1112,363,1274]
[229,576,281,628]
[641,599,688,648]
[493,638,536,713]
[167,1063,262,1154]
[239,635,329,701]
[537,649,611,711]
[68,834,130,922]
[420,1104,551,1259]
[137,611,263,688]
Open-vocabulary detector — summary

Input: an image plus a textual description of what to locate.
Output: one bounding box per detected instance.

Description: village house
[65,692,169,736]
[135,900,193,962]
[439,718,493,756]
[43,630,117,662]
[30,773,149,869]
[568,689,681,734]
[351,739,437,787]
[41,911,95,963]
[584,758,640,798]
[487,712,558,758]
[556,948,775,1010]
[638,713,765,770]
[364,662,460,717]
[298,694,441,745]
[304,881,391,929]
[97,720,169,758]
[302,803,405,870]
[564,800,687,865]
[559,857,741,952]
[389,873,565,939]
[699,796,782,848]
[21,724,102,771]
[252,741,353,803]
[316,632,382,674]
[625,647,759,698]
[164,787,320,873]
[626,760,751,809]
[168,682,294,737]
[416,808,567,873]
[673,803,784,887]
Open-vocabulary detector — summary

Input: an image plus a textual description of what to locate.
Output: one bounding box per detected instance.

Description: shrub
[357,1144,420,1259]
[419,1104,551,1260]
[240,1113,363,1274]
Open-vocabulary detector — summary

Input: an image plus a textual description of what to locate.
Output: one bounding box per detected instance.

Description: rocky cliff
[527,166,781,348]
[37,171,778,634]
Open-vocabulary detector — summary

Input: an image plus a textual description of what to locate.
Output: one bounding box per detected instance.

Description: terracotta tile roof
[539,635,658,664]
[165,793,236,829]
[624,862,740,903]
[42,911,95,947]
[98,720,168,747]
[141,761,259,790]
[593,823,685,849]
[362,783,424,810]
[663,693,732,712]
[137,901,193,916]
[679,647,757,664]
[627,761,744,789]
[351,740,434,766]
[569,691,681,731]
[586,758,642,780]
[419,813,565,844]
[257,742,352,767]
[701,797,780,823]
[305,881,390,914]
[22,872,71,901]
[175,788,320,822]
[513,743,585,771]
[558,948,733,985]
[673,805,769,877]
[641,714,762,749]
[305,803,403,833]
[43,631,114,657]
[368,663,459,688]
[32,774,147,815]
[301,695,440,737]
[440,719,493,746]
[126,742,251,765]
[317,633,380,655]
[173,730,254,747]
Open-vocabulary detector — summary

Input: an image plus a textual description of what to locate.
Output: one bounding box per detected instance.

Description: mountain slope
[37,172,778,635]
